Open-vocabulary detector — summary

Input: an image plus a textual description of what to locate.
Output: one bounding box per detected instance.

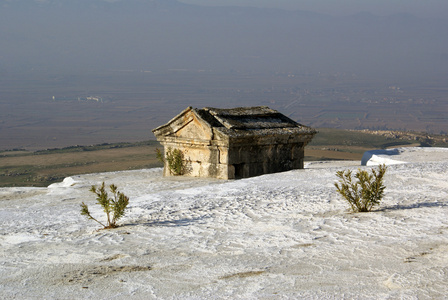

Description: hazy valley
[1,71,447,151]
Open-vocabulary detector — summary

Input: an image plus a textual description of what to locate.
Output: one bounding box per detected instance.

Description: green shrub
[334,164,387,212]
[156,147,189,175]
[80,182,130,229]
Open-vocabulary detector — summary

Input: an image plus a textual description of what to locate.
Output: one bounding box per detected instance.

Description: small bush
[156,147,189,175]
[80,182,130,229]
[334,164,387,212]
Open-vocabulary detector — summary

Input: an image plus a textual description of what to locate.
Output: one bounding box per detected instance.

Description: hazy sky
[2,0,447,78]
[179,0,448,18]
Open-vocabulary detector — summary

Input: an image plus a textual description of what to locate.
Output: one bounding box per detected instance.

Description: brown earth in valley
[0,142,161,187]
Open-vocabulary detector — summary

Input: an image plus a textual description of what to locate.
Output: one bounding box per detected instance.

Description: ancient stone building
[152,106,317,179]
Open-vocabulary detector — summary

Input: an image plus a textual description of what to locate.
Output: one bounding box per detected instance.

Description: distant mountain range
[1,0,447,79]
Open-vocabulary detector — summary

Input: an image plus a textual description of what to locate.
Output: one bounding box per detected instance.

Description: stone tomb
[152,106,317,179]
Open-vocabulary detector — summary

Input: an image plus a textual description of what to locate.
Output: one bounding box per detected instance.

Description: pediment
[173,113,213,140]
[153,107,213,141]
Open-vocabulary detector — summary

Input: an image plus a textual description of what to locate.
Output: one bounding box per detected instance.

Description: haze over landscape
[2,0,448,75]
[1,0,448,150]
[180,0,448,18]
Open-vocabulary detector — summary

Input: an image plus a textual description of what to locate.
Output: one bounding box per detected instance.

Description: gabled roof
[200,106,316,138]
[202,106,304,130]
[153,106,316,141]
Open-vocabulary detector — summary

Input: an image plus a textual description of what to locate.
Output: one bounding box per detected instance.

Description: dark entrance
[233,163,245,179]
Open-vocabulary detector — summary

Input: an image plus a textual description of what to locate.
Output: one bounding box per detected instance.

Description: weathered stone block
[153,106,316,179]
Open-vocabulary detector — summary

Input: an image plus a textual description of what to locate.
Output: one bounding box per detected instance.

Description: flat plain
[1,70,447,151]
[1,70,447,186]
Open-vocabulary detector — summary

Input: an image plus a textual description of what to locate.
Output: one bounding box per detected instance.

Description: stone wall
[161,139,305,179]
[227,143,304,179]
[160,142,229,179]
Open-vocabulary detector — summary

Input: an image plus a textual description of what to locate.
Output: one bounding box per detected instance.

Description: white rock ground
[1,147,447,299]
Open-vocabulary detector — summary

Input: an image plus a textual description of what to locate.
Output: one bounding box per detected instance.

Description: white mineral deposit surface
[1,147,448,299]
